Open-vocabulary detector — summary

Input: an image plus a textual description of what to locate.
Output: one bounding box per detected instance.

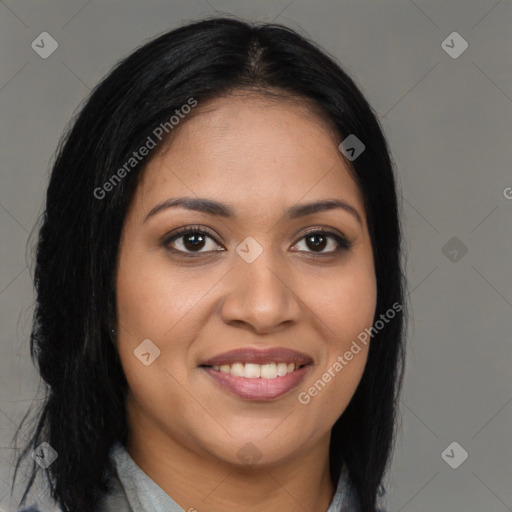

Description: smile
[200,347,312,401]
[210,362,304,379]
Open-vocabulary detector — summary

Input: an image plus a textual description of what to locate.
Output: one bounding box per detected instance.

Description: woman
[13,17,405,512]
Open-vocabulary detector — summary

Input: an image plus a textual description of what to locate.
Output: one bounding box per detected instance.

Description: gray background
[1,0,511,510]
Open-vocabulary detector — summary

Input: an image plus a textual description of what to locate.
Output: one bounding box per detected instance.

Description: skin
[115,92,377,512]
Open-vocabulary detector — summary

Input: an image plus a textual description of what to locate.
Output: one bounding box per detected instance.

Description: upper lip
[200,347,313,367]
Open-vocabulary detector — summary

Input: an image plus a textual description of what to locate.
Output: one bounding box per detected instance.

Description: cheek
[305,260,377,344]
[295,259,376,422]
[115,249,221,409]
[115,247,191,402]
[325,265,376,381]
[116,248,215,340]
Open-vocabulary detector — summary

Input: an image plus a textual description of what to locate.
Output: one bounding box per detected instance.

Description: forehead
[136,93,365,219]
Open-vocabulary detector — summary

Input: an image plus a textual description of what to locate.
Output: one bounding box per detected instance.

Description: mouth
[199,348,312,401]
[204,361,308,378]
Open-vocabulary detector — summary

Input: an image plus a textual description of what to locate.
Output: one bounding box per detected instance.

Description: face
[115,93,377,469]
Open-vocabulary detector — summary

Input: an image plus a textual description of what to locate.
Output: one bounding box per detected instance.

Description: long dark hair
[14,17,405,512]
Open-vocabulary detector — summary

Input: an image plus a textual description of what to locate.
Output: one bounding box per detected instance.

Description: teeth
[210,362,299,378]
[260,363,277,379]
[230,362,245,377]
[277,362,288,376]
[244,363,261,378]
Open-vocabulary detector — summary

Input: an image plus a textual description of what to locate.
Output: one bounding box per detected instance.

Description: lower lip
[202,366,309,401]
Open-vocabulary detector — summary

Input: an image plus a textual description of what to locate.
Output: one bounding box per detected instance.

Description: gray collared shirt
[20,443,387,511]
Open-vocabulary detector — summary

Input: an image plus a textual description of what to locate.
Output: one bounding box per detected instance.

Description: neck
[125,407,335,512]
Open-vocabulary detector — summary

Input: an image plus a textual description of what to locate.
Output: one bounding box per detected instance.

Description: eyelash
[162,225,352,257]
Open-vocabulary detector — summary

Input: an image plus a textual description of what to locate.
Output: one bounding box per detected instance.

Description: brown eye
[293,230,351,254]
[164,228,224,254]
[182,232,207,251]
[305,233,328,251]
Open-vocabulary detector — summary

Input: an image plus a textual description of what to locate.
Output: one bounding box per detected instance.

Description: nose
[219,251,303,335]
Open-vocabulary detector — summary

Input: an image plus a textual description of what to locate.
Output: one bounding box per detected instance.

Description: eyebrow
[144,197,362,225]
